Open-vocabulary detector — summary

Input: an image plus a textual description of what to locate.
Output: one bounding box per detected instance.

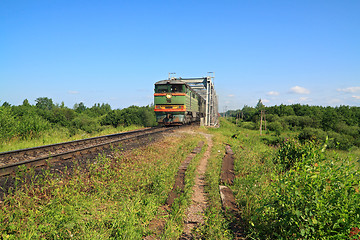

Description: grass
[217,118,360,239]
[0,125,144,153]
[3,118,359,239]
[0,132,201,239]
[161,136,206,239]
[198,127,233,240]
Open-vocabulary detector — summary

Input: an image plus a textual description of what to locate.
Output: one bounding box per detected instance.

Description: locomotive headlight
[166,94,172,99]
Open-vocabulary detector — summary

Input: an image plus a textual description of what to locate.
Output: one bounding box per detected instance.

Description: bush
[50,108,76,126]
[265,114,280,123]
[298,127,327,142]
[251,139,360,239]
[72,115,102,133]
[334,122,360,138]
[140,107,157,127]
[260,135,284,146]
[240,121,256,130]
[101,110,121,128]
[267,121,283,135]
[0,107,17,141]
[17,114,50,139]
[274,139,324,171]
[282,115,300,130]
[101,106,157,128]
[327,131,354,151]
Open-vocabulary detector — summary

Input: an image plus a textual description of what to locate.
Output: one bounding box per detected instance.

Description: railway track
[0,126,177,177]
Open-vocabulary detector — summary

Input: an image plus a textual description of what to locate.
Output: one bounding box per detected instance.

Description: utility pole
[264,110,267,131]
[259,110,266,135]
[260,110,263,135]
[236,112,241,125]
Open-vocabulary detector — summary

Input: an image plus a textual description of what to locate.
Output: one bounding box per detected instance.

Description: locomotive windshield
[170,84,184,93]
[155,84,185,93]
[155,85,168,93]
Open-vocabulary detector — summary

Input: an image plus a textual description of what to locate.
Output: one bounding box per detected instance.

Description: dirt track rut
[181,132,213,238]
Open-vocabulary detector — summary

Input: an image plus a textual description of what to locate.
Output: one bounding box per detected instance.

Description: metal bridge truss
[172,77,219,127]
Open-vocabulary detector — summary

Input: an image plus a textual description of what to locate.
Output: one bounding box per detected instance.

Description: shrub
[334,122,360,138]
[101,106,156,128]
[260,135,284,146]
[298,127,327,142]
[282,115,300,130]
[265,114,280,123]
[274,138,323,171]
[251,139,360,239]
[50,108,76,126]
[0,107,17,141]
[327,131,354,151]
[267,121,283,135]
[240,121,256,130]
[17,114,50,139]
[101,110,121,127]
[140,107,157,127]
[72,115,102,133]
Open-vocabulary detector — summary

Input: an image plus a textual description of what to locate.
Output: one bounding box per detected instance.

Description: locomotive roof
[154,80,187,85]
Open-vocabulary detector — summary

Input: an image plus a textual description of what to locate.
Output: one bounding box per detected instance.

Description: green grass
[161,136,206,239]
[217,118,360,239]
[0,133,200,239]
[198,127,233,240]
[0,125,144,153]
[4,118,359,239]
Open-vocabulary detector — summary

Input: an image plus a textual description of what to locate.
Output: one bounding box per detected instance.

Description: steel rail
[0,127,165,165]
[0,126,176,177]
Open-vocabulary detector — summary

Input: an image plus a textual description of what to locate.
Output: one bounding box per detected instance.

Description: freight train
[154,79,206,125]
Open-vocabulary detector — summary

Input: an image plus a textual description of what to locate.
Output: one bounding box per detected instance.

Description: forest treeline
[225,102,360,150]
[0,97,157,142]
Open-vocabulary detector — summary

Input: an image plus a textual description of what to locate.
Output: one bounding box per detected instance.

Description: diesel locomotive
[154,79,206,125]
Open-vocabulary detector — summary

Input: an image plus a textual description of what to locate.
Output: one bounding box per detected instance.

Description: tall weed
[0,135,199,239]
[251,139,360,239]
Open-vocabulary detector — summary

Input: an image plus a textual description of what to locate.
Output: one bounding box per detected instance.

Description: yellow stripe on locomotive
[154,105,186,111]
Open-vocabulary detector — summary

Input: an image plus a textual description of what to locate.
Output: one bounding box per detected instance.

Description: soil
[219,145,247,240]
[180,131,213,238]
[166,141,204,206]
[220,145,235,184]
[145,127,247,239]
[144,128,207,240]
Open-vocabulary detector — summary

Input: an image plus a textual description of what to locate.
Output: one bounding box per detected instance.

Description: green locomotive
[154,79,205,125]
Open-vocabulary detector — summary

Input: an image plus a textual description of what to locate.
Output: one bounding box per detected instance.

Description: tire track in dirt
[219,144,247,240]
[144,135,206,240]
[180,132,213,239]
[166,141,204,206]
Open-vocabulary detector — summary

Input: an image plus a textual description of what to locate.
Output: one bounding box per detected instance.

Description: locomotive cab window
[155,85,168,93]
[171,84,184,93]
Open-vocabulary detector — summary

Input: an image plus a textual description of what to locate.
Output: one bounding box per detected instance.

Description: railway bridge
[170,76,219,127]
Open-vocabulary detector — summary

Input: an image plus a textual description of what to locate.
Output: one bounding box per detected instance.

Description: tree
[22,99,31,106]
[2,101,11,107]
[74,102,87,113]
[256,99,265,110]
[241,105,257,122]
[35,97,54,110]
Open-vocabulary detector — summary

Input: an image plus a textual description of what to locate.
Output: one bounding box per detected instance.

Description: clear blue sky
[1,0,359,111]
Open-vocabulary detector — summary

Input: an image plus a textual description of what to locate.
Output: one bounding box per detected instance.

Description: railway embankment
[0,127,203,239]
[1,119,360,239]
[0,127,174,200]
